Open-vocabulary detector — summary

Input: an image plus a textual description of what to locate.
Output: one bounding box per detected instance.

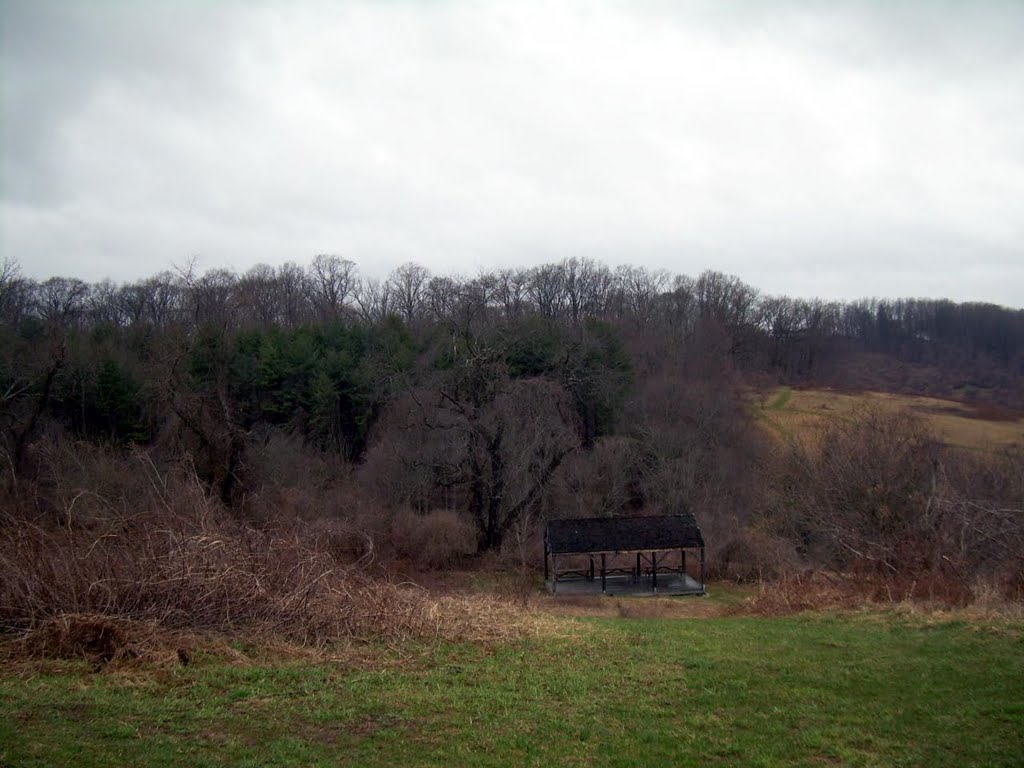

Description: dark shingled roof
[545,514,704,555]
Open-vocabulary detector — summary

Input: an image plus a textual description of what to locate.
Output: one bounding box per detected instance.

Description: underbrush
[0,504,554,664]
[743,571,1024,619]
[0,452,553,664]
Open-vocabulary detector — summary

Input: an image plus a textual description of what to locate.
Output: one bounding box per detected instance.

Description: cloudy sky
[2,1,1022,305]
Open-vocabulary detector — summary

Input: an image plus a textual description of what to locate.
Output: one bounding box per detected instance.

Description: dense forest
[1,256,1022,634]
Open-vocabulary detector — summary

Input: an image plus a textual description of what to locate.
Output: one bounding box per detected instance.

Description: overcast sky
[2,1,1022,305]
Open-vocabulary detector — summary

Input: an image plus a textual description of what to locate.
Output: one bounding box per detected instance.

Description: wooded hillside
[1,256,1022,628]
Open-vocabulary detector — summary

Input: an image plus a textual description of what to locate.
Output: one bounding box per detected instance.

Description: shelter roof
[545,514,704,555]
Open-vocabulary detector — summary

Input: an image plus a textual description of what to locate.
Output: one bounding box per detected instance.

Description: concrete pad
[546,572,705,597]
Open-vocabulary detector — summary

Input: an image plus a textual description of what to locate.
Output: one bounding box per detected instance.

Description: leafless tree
[177,261,238,329]
[236,264,280,327]
[277,262,311,327]
[310,254,357,322]
[527,263,565,319]
[35,277,91,328]
[353,277,394,323]
[695,270,758,330]
[0,258,21,320]
[388,262,430,326]
[561,257,612,323]
[144,272,185,328]
[365,346,578,550]
[86,280,126,327]
[426,275,460,321]
[616,265,670,327]
[493,268,530,320]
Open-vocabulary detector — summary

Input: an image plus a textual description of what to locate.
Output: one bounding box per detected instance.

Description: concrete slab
[546,572,704,596]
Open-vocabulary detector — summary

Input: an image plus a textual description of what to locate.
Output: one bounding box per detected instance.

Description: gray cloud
[2,0,1022,305]
[2,2,247,204]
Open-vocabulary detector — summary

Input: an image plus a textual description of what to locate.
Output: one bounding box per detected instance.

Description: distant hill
[756,386,1024,452]
[800,350,1024,412]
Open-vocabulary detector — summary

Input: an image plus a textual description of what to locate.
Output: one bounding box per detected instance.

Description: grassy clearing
[4,610,1022,767]
[766,387,793,410]
[757,387,1024,451]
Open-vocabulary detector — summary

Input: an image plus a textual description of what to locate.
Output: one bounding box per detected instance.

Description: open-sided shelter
[544,514,705,596]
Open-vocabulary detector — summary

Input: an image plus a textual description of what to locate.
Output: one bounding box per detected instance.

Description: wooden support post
[681,549,686,577]
[601,554,607,594]
[700,547,705,592]
[552,554,557,594]
[589,556,595,582]
[652,551,658,593]
[544,542,549,583]
[636,552,641,581]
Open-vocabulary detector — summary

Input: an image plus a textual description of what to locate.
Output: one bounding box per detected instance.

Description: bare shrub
[769,408,940,573]
[17,614,158,666]
[710,528,799,583]
[970,578,1024,618]
[745,570,977,616]
[1,503,351,638]
[303,515,381,567]
[743,573,862,616]
[389,509,477,570]
[0,448,541,653]
[494,565,540,607]
[766,408,1024,601]
[501,512,545,569]
[0,506,542,653]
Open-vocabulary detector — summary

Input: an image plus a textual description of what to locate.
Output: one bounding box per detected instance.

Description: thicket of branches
[761,411,1024,600]
[1,254,1022,634]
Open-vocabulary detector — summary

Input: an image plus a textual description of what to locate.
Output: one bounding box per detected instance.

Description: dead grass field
[756,386,1024,451]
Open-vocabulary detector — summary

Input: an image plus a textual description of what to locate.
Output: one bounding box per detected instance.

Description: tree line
[4,256,1020,376]
[1,255,1021,580]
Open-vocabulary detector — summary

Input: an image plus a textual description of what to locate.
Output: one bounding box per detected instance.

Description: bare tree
[353,278,394,323]
[310,254,357,322]
[695,270,758,330]
[366,339,578,550]
[0,269,34,328]
[616,265,670,327]
[388,262,430,326]
[177,262,238,329]
[277,262,311,327]
[493,268,530,320]
[425,275,460,321]
[117,281,152,326]
[655,274,698,334]
[561,257,610,323]
[236,264,280,327]
[144,272,185,328]
[0,258,20,321]
[35,277,91,328]
[527,263,565,319]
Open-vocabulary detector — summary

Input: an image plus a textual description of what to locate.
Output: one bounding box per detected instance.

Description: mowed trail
[756,387,1024,451]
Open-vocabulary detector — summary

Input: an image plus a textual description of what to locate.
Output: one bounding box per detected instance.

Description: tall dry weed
[0,448,546,656]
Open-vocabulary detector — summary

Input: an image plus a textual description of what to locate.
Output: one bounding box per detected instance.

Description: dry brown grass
[428,593,567,642]
[740,571,1024,619]
[6,614,194,668]
[0,509,558,646]
[0,593,564,671]
[533,593,734,620]
[0,451,561,662]
[759,387,1024,451]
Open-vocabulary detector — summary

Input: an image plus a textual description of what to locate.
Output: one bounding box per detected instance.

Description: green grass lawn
[3,613,1023,767]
